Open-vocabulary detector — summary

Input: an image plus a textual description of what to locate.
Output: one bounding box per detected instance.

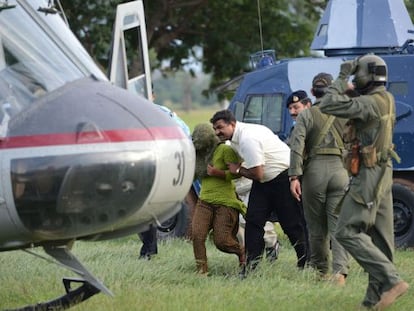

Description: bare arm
[227,162,264,182]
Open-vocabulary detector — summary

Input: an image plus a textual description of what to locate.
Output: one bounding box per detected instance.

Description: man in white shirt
[210,110,308,275]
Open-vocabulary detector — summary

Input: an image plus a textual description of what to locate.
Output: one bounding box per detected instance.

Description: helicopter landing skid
[6,277,101,311]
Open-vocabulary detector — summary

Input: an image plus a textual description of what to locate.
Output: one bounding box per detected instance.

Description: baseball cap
[286,90,309,107]
[312,72,333,88]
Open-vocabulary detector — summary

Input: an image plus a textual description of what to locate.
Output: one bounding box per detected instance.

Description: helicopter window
[0,1,106,116]
[124,26,148,98]
[243,94,283,133]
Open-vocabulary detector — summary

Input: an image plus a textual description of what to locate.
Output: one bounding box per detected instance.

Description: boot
[374,281,409,310]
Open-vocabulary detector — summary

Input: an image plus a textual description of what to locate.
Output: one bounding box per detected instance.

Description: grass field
[175,107,221,132]
[2,108,413,310]
[1,232,413,311]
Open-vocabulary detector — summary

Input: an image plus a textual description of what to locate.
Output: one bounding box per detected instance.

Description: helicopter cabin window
[243,94,283,133]
[123,26,148,98]
[0,2,92,117]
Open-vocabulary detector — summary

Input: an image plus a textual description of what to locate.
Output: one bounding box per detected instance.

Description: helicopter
[227,0,414,249]
[0,0,195,308]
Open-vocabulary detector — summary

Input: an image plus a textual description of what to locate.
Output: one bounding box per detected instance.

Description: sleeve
[319,78,377,121]
[222,145,242,180]
[239,137,264,169]
[288,110,312,176]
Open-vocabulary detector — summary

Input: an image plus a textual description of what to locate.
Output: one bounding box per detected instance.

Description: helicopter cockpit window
[0,1,104,117]
[243,94,283,134]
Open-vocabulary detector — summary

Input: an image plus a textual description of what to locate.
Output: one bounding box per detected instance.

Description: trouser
[236,190,278,248]
[245,169,308,268]
[138,224,158,256]
[335,165,402,305]
[301,155,350,275]
[238,217,277,248]
[297,200,311,263]
[192,200,243,273]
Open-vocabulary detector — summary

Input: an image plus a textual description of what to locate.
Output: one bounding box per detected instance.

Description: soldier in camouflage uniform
[288,73,350,286]
[319,54,408,310]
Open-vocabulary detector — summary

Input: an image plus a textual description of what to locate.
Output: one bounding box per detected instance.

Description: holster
[344,143,360,176]
[360,145,377,168]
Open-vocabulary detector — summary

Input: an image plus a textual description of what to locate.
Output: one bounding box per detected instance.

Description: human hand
[227,162,240,174]
[290,179,301,201]
[339,60,357,79]
[207,164,216,176]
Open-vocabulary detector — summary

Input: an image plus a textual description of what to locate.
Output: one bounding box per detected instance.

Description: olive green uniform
[289,100,350,276]
[319,80,403,306]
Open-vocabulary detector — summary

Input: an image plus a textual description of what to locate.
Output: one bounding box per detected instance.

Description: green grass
[175,107,221,132]
[1,233,414,311]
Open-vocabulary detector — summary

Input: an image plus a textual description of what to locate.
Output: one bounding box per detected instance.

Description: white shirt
[230,121,290,182]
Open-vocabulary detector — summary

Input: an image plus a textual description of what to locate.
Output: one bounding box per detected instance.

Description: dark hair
[210,109,236,124]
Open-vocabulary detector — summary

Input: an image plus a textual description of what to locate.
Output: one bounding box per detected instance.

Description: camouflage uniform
[288,100,350,277]
[319,78,403,307]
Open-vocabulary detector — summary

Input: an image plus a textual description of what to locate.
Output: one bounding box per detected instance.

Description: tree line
[62,0,414,109]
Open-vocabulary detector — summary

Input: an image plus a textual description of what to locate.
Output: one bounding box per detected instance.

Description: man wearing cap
[285,90,312,145]
[285,90,312,264]
[210,109,309,276]
[288,72,351,286]
[286,90,312,123]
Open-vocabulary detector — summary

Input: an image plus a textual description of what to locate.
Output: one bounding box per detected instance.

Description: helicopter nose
[2,78,194,242]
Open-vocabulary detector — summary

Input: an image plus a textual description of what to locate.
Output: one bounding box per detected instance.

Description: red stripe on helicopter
[0,127,186,149]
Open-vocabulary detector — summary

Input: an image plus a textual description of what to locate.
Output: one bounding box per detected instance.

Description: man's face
[288,101,310,120]
[212,119,235,142]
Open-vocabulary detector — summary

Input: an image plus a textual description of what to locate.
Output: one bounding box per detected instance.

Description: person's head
[286,90,312,120]
[311,72,333,98]
[192,123,219,179]
[192,123,219,152]
[210,109,237,142]
[352,53,387,94]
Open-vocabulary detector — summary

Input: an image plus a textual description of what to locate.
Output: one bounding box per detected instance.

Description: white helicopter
[0,0,195,308]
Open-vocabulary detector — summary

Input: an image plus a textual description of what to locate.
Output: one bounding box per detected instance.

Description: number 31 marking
[173,151,185,186]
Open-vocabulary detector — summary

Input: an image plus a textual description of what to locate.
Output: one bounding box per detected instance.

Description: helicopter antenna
[257,0,264,56]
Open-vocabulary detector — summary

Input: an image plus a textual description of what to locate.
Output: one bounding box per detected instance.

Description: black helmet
[352,54,387,90]
[312,72,333,98]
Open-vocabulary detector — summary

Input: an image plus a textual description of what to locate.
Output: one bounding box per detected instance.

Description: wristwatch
[289,176,298,182]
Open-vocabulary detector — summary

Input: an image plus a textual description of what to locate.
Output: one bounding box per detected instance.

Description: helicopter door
[108,0,152,100]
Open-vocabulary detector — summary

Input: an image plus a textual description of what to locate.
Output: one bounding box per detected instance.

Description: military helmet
[352,54,387,90]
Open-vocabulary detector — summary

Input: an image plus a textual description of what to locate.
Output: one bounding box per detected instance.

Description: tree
[405,0,414,19]
[62,0,324,92]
